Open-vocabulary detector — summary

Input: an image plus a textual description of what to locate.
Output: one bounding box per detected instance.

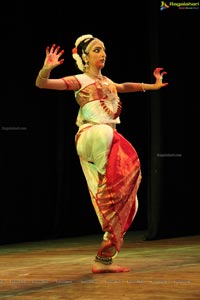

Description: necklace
[85,73,122,119]
[100,99,122,119]
[85,72,103,80]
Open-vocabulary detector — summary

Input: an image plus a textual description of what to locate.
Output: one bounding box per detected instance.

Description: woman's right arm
[35,44,68,90]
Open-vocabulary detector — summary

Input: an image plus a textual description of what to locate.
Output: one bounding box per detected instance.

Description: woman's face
[86,40,106,70]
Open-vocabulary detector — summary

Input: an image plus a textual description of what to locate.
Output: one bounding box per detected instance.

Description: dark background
[0,1,199,244]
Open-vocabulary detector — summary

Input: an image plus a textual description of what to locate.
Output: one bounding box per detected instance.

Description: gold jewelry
[85,72,103,80]
[38,71,49,80]
[141,82,146,92]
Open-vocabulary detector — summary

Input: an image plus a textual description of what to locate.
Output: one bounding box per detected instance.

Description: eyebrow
[93,46,106,51]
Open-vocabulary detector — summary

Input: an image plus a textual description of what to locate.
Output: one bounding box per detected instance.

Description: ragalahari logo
[160,1,170,10]
[160,1,199,10]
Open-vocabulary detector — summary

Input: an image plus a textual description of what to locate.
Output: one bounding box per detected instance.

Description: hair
[72,34,103,72]
[77,38,94,56]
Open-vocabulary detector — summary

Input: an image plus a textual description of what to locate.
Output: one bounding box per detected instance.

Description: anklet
[95,255,113,265]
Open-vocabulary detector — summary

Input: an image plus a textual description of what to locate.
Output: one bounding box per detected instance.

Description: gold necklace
[86,72,103,80]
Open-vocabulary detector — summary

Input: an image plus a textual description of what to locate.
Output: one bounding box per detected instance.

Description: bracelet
[141,82,146,92]
[38,71,49,80]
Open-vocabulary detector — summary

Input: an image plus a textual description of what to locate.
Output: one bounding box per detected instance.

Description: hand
[153,67,168,89]
[43,44,64,70]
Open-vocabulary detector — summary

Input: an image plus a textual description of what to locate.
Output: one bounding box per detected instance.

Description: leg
[92,233,130,274]
[76,126,137,273]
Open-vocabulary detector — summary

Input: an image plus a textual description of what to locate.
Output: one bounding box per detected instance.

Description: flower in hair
[72,34,94,72]
[72,52,84,72]
[72,47,77,54]
[75,34,94,47]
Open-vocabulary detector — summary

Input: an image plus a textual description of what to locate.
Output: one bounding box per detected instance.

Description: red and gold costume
[63,74,142,265]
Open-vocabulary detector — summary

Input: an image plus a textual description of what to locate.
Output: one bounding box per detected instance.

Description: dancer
[35,34,168,273]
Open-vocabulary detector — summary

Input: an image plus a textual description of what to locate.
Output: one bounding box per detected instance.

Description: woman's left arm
[115,67,168,93]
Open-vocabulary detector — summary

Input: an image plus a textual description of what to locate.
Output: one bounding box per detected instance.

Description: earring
[83,60,89,72]
[85,60,89,68]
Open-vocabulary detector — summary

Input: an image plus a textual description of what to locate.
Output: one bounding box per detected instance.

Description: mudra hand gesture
[153,67,168,89]
[43,44,65,70]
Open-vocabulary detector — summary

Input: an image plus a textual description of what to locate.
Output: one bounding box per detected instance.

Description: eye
[94,48,101,53]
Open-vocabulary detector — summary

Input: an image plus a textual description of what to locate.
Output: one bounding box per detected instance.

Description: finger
[55,46,61,54]
[160,71,167,81]
[46,46,50,55]
[153,68,163,77]
[154,67,164,74]
[50,44,56,53]
[58,49,64,57]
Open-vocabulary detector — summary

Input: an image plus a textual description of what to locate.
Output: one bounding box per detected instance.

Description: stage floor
[0,231,199,299]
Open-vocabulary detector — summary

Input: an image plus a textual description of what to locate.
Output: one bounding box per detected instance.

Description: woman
[35,34,168,273]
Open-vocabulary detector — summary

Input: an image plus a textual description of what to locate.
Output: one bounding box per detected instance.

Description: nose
[101,51,106,58]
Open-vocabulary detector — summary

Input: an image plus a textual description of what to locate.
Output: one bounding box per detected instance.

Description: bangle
[38,71,49,80]
[141,82,146,92]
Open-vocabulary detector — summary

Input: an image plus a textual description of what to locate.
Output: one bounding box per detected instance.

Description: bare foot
[92,262,131,274]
